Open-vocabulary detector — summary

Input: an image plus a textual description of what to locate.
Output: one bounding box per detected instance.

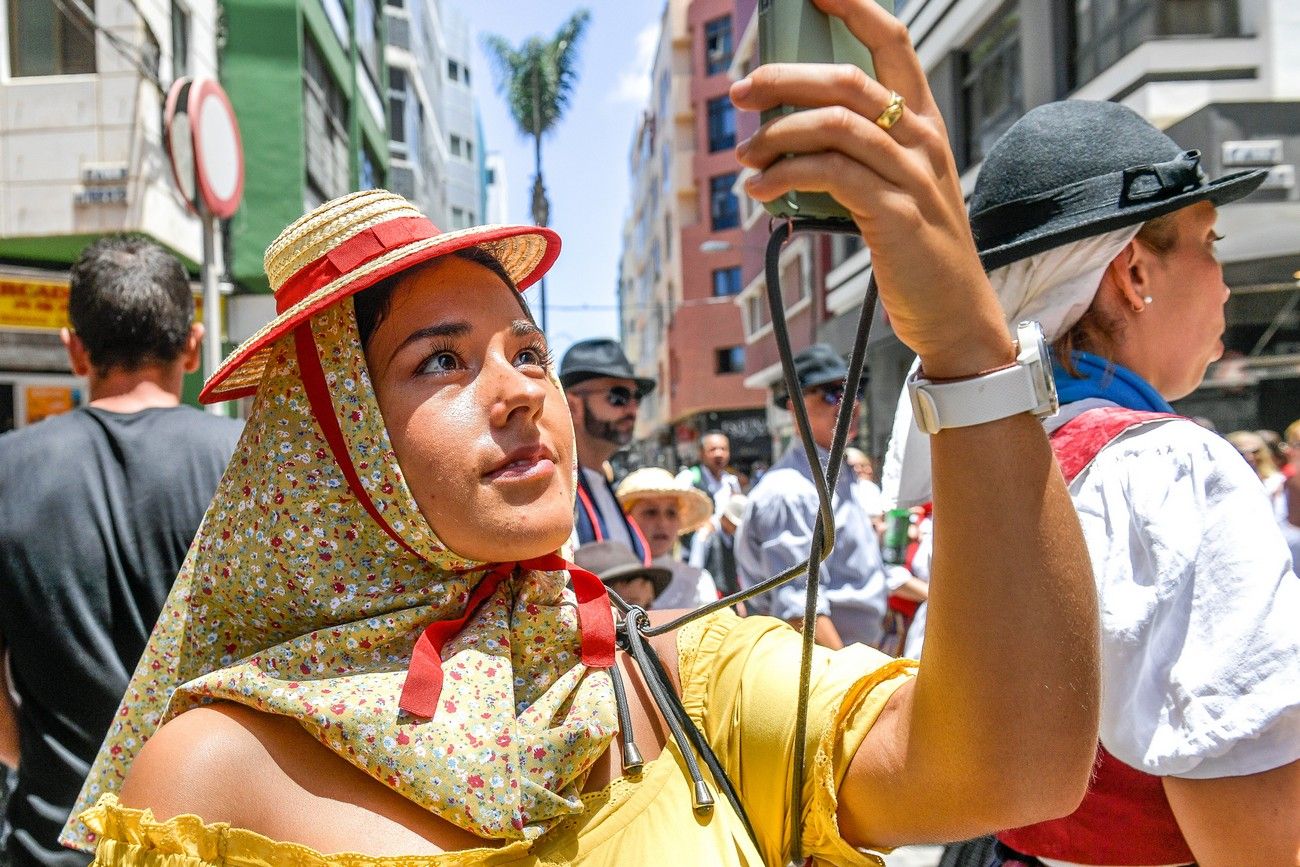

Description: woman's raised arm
[731,0,1099,847]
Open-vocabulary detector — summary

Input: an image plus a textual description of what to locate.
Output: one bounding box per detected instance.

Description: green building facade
[220,0,389,297]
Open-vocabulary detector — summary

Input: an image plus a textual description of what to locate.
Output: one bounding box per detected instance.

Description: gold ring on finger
[875,91,905,131]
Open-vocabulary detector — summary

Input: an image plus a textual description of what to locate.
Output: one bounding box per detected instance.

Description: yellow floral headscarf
[63,286,618,849]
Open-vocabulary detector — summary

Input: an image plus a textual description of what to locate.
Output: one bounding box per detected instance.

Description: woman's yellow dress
[82,611,915,867]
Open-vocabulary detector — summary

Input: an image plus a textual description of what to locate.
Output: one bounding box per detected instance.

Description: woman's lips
[484,447,557,484]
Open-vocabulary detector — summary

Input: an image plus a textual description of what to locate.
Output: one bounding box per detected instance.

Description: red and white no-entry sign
[164,76,244,219]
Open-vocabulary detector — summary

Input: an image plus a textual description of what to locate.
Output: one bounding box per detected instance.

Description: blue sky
[461,0,663,362]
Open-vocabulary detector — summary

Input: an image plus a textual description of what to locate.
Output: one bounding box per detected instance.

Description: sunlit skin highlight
[363,256,576,564]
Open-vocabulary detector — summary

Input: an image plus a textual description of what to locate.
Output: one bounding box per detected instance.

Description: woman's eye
[515,346,551,368]
[419,351,461,375]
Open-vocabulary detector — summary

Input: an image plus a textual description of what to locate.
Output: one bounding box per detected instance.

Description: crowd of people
[0,1,1296,866]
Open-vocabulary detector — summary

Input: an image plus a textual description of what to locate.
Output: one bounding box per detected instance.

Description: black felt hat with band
[559,338,656,394]
[970,100,1268,272]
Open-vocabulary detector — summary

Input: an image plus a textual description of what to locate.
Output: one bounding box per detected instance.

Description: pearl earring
[1143,296,1154,304]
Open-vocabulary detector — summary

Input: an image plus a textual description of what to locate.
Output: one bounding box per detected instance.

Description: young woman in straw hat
[614,467,718,609]
[885,99,1299,867]
[61,1,1101,863]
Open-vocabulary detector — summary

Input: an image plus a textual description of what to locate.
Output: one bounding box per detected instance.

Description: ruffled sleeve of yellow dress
[80,610,915,867]
[676,609,918,867]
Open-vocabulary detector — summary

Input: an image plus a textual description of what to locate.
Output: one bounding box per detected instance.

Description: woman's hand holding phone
[731,0,1013,381]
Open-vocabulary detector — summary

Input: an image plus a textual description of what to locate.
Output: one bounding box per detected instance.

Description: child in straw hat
[615,467,718,609]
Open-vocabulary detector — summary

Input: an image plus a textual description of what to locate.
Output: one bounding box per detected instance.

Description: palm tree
[483,9,592,334]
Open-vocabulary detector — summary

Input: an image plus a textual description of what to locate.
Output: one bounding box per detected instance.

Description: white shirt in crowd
[1050,399,1300,780]
[675,465,741,517]
[852,478,885,517]
[650,556,718,610]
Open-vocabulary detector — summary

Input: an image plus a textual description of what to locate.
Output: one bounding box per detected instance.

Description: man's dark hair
[68,235,194,372]
[354,246,530,348]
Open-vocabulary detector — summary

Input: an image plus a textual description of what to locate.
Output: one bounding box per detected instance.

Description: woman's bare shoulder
[119,703,310,825]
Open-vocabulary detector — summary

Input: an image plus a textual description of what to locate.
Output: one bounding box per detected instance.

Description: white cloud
[609,21,660,105]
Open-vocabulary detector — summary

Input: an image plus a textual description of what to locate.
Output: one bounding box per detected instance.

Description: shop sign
[0,277,204,331]
[25,385,79,423]
[0,278,69,331]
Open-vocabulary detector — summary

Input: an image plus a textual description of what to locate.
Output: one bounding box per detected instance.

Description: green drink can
[882,507,911,566]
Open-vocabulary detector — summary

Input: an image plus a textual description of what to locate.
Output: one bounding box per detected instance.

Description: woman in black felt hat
[886,100,1300,867]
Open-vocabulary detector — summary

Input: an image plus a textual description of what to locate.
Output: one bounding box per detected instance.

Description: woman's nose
[485,356,546,428]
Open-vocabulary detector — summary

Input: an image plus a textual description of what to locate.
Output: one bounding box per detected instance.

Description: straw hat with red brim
[199,189,561,403]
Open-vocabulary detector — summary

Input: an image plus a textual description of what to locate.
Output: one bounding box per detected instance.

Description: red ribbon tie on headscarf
[399,555,616,718]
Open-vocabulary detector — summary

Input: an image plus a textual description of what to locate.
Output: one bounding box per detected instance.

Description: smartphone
[757,0,894,221]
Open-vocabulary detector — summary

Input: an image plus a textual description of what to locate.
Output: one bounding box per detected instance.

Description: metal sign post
[200,209,224,415]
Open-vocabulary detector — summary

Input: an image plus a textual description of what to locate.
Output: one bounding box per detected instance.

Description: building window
[451,206,465,227]
[712,266,743,297]
[304,34,350,201]
[706,96,736,152]
[358,146,380,189]
[960,5,1022,168]
[170,1,190,82]
[710,173,739,230]
[1071,0,1240,88]
[448,58,461,82]
[450,134,462,157]
[704,16,733,76]
[388,67,407,147]
[320,0,349,48]
[355,0,381,82]
[465,139,474,162]
[7,0,97,77]
[716,346,745,375]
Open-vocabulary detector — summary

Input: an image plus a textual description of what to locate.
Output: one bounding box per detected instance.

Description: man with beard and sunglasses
[560,338,654,563]
[735,344,890,650]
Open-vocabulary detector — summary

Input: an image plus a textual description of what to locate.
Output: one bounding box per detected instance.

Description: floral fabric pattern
[64,301,617,848]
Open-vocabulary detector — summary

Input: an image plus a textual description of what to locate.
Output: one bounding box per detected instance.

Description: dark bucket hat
[559,338,657,394]
[970,100,1268,272]
[573,541,671,599]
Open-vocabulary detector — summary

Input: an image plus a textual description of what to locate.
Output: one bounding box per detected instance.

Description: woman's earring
[1143,295,1154,304]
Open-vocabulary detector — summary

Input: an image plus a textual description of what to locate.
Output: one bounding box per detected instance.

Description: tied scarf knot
[399,554,616,718]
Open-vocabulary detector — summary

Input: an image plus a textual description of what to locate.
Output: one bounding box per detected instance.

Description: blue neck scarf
[1052,350,1174,413]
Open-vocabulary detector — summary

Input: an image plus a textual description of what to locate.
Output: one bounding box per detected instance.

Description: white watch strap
[910,364,1040,434]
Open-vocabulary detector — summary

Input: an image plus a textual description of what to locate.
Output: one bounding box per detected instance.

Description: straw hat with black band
[882,100,1268,509]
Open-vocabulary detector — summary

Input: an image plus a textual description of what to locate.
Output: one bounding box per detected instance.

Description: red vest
[999,407,1195,866]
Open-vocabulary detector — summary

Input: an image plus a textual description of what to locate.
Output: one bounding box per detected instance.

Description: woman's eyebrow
[386,321,472,369]
[510,320,544,340]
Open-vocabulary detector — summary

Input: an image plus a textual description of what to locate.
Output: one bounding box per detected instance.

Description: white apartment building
[440,4,483,229]
[0,0,215,430]
[618,0,691,463]
[385,0,450,226]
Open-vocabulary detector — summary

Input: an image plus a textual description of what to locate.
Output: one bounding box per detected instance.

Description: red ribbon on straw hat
[399,554,616,718]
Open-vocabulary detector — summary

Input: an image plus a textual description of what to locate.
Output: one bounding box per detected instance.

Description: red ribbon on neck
[398,554,616,718]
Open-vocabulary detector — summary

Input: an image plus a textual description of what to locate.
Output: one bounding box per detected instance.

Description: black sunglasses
[813,382,865,406]
[574,385,645,408]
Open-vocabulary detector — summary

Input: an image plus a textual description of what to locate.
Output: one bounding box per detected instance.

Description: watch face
[1019,321,1059,415]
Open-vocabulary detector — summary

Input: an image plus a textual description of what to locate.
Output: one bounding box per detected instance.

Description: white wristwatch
[908,320,1059,435]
